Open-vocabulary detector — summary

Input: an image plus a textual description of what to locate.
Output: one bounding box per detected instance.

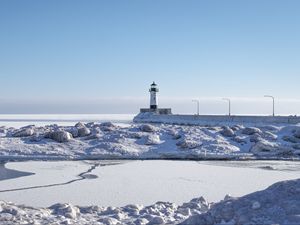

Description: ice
[0,160,299,208]
[0,114,134,128]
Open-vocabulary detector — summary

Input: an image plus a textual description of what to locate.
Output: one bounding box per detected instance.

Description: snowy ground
[1,120,300,160]
[0,177,299,224]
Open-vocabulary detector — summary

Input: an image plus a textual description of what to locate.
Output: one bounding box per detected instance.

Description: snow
[0,115,300,224]
[0,161,299,207]
[181,179,300,225]
[0,178,299,225]
[1,120,300,160]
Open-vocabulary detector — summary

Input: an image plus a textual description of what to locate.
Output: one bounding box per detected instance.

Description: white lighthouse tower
[149,82,159,109]
[139,82,172,115]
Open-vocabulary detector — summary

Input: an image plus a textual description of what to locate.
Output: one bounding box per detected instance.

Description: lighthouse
[149,82,159,109]
[139,82,172,115]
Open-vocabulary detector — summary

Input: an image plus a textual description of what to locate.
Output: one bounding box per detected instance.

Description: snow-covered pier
[134,113,300,126]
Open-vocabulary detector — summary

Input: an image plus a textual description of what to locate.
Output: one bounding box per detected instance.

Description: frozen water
[0,114,134,128]
[0,160,299,207]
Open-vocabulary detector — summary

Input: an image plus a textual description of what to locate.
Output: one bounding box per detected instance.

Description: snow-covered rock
[77,126,91,137]
[250,140,277,155]
[249,133,263,143]
[67,127,79,138]
[100,122,118,131]
[232,136,247,144]
[0,127,7,137]
[251,140,292,156]
[181,179,300,225]
[1,122,300,160]
[294,128,300,138]
[220,126,235,137]
[145,134,161,145]
[140,124,157,133]
[50,203,80,219]
[12,128,34,137]
[231,124,244,131]
[84,133,101,140]
[242,127,262,135]
[263,131,277,140]
[177,139,201,149]
[46,131,73,143]
[282,135,300,143]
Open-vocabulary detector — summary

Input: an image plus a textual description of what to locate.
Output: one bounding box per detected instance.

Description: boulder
[100,122,117,132]
[232,136,247,144]
[220,126,235,137]
[77,127,91,137]
[169,129,182,139]
[30,134,43,142]
[0,127,6,132]
[101,122,115,127]
[176,139,200,149]
[13,128,34,137]
[46,131,73,143]
[84,133,101,140]
[263,125,280,131]
[250,133,263,143]
[140,124,157,133]
[67,127,79,138]
[128,132,143,139]
[149,216,165,225]
[294,128,300,138]
[292,144,300,150]
[250,140,277,156]
[242,127,262,135]
[250,140,292,156]
[50,203,80,219]
[75,122,85,128]
[263,131,277,141]
[282,135,300,143]
[231,124,244,131]
[145,134,161,145]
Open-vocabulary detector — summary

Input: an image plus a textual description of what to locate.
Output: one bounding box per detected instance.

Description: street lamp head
[264,95,274,99]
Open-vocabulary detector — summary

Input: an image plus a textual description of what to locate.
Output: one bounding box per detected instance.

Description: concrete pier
[134,113,300,126]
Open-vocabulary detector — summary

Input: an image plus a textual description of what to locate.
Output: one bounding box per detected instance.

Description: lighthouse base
[140,108,172,115]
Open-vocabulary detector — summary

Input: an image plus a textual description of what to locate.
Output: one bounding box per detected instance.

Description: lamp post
[264,95,275,117]
[192,99,200,116]
[223,98,231,116]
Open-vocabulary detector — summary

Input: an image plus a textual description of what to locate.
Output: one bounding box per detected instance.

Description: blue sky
[0,0,300,114]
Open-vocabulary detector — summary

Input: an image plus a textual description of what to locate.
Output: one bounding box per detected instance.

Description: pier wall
[133,113,300,126]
